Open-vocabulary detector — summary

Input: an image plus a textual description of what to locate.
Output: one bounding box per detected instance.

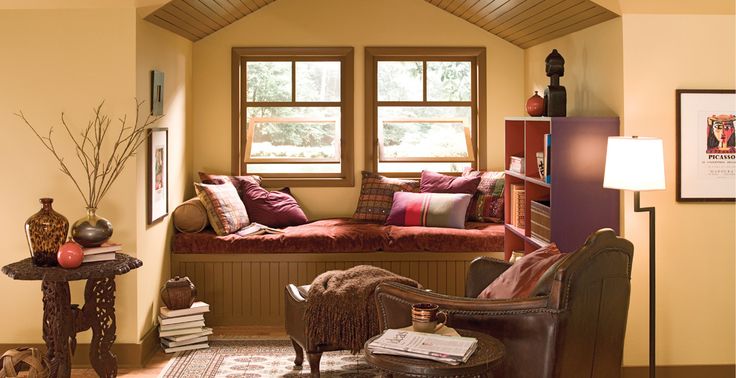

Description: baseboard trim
[0,327,160,369]
[623,364,735,378]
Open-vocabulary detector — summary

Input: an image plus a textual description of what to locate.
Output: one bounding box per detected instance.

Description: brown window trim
[364,47,487,178]
[231,47,354,187]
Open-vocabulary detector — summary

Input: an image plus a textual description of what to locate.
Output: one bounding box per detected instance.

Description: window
[232,47,354,186]
[365,47,486,177]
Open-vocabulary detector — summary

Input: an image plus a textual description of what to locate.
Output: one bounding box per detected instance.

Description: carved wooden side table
[1,253,142,378]
[364,329,505,377]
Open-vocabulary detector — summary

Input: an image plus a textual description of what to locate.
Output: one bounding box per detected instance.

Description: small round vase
[526,91,545,117]
[71,207,113,248]
[25,198,69,266]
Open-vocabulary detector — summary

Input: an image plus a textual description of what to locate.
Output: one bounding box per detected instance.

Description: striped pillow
[385,192,471,229]
[462,168,505,223]
[353,171,419,222]
[194,182,250,236]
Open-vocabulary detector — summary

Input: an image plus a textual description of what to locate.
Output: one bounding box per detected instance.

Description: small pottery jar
[526,91,545,117]
[161,276,197,310]
[24,198,69,266]
[71,207,113,248]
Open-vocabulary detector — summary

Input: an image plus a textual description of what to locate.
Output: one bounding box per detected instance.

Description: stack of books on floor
[367,329,478,365]
[82,243,121,263]
[159,301,212,353]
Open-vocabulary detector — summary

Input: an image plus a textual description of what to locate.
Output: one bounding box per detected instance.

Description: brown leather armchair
[374,229,634,378]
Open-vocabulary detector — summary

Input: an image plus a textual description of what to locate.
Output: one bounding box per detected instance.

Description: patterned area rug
[159,339,380,377]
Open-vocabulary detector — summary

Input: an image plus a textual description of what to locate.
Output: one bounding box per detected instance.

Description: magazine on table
[367,329,478,365]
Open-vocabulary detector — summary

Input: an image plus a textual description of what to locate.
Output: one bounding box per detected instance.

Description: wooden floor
[70,326,287,377]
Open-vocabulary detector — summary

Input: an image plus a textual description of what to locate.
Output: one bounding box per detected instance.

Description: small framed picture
[148,128,168,223]
[676,89,735,202]
[151,70,164,116]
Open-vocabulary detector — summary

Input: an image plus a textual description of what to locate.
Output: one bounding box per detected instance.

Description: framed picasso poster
[676,89,736,202]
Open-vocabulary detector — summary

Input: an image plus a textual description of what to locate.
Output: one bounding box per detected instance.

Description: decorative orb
[526,91,545,117]
[57,241,84,269]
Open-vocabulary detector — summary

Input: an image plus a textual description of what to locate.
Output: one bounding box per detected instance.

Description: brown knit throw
[305,265,419,354]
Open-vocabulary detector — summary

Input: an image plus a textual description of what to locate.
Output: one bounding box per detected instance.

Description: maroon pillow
[240,180,307,228]
[198,172,261,197]
[420,170,480,194]
[477,244,564,299]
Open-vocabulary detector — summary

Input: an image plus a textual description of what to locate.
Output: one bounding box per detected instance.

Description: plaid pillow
[198,172,262,198]
[462,168,505,223]
[353,171,419,222]
[194,182,250,235]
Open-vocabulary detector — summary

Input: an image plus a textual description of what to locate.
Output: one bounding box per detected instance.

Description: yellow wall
[524,12,735,367]
[621,14,735,366]
[524,18,623,117]
[0,8,139,343]
[134,7,193,340]
[192,0,524,219]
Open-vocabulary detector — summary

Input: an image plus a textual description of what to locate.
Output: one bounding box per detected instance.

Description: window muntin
[234,48,354,186]
[367,48,483,176]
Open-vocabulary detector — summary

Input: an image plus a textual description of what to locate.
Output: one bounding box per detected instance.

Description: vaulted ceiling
[144,0,619,48]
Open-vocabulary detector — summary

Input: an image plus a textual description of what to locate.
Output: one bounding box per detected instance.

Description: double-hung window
[232,47,354,186]
[365,47,486,177]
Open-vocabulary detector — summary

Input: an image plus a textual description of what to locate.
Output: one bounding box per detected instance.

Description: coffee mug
[411,303,447,333]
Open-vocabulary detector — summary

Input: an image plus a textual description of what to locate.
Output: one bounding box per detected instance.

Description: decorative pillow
[172,197,208,233]
[194,182,250,236]
[420,170,481,194]
[462,168,505,223]
[198,172,262,197]
[385,192,471,229]
[353,171,419,222]
[240,180,308,228]
[477,243,563,299]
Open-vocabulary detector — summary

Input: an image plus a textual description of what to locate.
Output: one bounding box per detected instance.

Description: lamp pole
[634,191,655,378]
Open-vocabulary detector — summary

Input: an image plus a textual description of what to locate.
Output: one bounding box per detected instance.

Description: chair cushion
[477,243,563,299]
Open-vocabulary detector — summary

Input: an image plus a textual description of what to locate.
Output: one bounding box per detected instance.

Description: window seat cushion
[172,218,504,254]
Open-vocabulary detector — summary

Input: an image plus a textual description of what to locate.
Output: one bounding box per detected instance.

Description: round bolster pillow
[172,197,209,233]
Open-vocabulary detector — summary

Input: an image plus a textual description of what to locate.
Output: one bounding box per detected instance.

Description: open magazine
[367,329,478,365]
[236,223,285,237]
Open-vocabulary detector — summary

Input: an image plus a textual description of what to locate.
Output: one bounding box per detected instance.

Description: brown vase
[526,91,545,117]
[161,276,197,310]
[24,198,69,267]
[71,207,113,248]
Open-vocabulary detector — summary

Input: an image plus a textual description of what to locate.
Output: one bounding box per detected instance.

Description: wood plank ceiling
[145,0,618,48]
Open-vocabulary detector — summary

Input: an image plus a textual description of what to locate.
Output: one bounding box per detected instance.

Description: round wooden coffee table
[364,328,505,377]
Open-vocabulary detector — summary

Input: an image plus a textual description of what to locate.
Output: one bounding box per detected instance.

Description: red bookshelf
[503,116,620,260]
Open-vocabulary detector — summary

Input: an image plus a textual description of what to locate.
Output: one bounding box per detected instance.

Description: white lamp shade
[603,136,666,191]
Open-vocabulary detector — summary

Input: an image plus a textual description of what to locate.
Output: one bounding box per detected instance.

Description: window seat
[172,218,504,254]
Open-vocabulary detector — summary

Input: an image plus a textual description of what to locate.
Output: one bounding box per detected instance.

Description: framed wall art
[148,128,169,223]
[676,89,735,202]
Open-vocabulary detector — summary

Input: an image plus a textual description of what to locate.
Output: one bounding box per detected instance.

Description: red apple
[57,242,84,269]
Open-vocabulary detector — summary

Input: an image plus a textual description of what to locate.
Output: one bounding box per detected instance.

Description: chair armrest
[375,282,551,331]
[464,256,513,298]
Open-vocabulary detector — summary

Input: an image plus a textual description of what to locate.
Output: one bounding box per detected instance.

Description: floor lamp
[603,136,665,378]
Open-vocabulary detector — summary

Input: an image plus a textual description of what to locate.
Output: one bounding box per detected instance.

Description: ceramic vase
[71,207,113,248]
[526,91,544,117]
[24,198,69,266]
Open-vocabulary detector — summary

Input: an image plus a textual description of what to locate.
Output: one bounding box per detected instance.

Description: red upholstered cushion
[240,180,308,228]
[420,170,481,194]
[477,244,563,299]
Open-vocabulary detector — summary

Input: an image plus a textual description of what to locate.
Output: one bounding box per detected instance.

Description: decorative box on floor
[159,302,212,353]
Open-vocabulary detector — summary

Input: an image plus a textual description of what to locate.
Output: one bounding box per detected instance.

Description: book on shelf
[530,200,551,243]
[367,329,478,365]
[544,133,552,183]
[158,314,204,326]
[235,222,285,237]
[509,184,525,229]
[83,242,122,255]
[161,343,209,354]
[160,301,210,318]
[82,252,116,263]
[159,320,206,331]
[509,155,525,174]
[162,327,213,343]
